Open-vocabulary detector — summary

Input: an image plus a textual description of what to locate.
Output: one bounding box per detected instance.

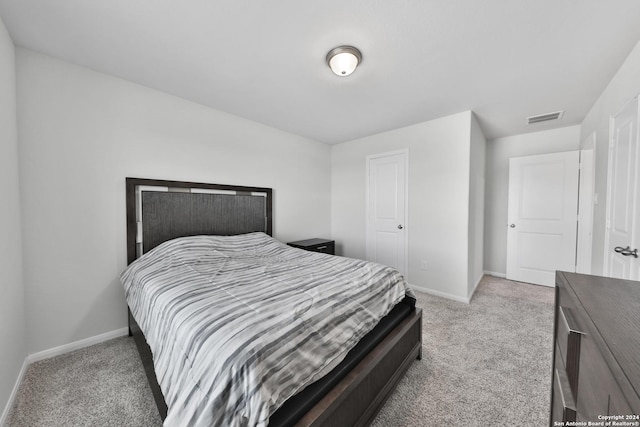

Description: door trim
[576,133,596,274]
[365,149,409,279]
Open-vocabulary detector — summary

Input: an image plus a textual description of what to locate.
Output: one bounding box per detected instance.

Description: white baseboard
[408,283,470,304]
[0,358,28,427]
[484,270,506,278]
[2,327,129,425]
[27,327,129,364]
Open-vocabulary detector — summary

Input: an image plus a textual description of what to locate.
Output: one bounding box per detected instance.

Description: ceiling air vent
[527,110,564,125]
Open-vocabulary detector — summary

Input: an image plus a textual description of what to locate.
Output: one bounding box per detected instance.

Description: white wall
[580,40,640,276]
[0,16,26,424]
[16,48,332,354]
[468,113,486,295]
[331,111,473,302]
[483,126,580,276]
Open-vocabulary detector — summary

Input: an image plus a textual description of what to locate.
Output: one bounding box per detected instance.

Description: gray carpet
[7,276,554,426]
[7,336,162,427]
[372,275,554,427]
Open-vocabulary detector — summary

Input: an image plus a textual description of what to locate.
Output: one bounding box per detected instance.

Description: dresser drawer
[556,305,584,398]
[553,272,640,424]
[309,242,334,254]
[608,387,633,418]
[576,333,632,421]
[553,367,577,424]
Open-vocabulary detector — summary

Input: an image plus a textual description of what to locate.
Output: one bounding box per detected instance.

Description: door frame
[365,149,409,279]
[603,94,640,277]
[576,133,596,274]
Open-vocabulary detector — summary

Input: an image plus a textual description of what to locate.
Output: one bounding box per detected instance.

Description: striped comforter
[121,232,409,426]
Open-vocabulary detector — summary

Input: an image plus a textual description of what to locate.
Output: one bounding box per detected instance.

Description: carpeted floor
[371,275,554,427]
[7,335,162,427]
[7,275,554,426]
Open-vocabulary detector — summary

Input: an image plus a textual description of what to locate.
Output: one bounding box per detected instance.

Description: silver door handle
[397,225,403,230]
[509,224,516,228]
[614,246,638,258]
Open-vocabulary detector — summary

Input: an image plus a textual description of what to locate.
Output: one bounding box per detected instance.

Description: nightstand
[287,238,335,255]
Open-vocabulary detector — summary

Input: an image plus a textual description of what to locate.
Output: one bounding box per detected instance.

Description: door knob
[397,225,404,230]
[509,224,516,228]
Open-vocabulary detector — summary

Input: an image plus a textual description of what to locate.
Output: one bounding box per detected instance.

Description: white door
[366,150,408,277]
[506,151,580,286]
[604,96,640,280]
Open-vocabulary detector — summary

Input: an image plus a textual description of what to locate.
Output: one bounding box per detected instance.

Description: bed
[123,177,422,426]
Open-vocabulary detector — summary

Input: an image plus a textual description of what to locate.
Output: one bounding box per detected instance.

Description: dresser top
[287,238,333,247]
[558,272,640,396]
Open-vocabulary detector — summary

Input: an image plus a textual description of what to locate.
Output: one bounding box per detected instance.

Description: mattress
[121,232,411,426]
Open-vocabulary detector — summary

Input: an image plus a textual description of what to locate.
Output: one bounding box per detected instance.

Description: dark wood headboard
[125,178,272,264]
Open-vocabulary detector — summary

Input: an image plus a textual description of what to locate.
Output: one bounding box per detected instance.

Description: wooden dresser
[551,272,640,424]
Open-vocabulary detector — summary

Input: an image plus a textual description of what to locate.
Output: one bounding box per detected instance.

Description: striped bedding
[121,232,410,427]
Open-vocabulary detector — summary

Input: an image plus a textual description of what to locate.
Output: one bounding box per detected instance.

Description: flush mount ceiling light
[326,46,362,77]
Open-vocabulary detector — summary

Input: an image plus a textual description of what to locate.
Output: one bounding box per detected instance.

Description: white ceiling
[1,1,640,144]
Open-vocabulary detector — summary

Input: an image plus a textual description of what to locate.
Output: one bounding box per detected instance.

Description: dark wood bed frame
[125,177,422,426]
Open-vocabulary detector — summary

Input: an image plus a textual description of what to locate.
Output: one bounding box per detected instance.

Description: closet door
[366,150,408,277]
[506,151,579,286]
[605,96,640,280]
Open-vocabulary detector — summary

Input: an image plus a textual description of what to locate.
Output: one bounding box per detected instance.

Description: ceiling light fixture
[326,46,362,77]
